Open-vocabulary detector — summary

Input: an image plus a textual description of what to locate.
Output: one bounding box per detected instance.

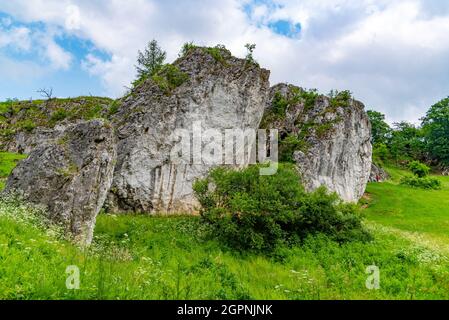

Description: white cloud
[0,26,31,50]
[0,20,72,71]
[41,34,72,70]
[0,0,449,123]
[65,4,81,30]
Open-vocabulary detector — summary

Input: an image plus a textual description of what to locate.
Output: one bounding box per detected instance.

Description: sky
[1,0,449,124]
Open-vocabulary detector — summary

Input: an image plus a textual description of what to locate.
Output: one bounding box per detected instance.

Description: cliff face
[106,48,270,213]
[262,84,372,202]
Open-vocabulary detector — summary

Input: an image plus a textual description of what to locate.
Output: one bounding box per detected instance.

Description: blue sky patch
[243,1,301,38]
[0,11,107,100]
[268,20,302,38]
[55,33,111,63]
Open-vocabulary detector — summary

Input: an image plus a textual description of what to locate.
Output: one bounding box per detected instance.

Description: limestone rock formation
[369,163,389,182]
[4,120,116,244]
[1,46,373,226]
[106,47,270,213]
[262,83,372,202]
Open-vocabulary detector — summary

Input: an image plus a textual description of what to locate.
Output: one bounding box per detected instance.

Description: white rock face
[293,102,372,202]
[106,48,270,213]
[265,84,372,202]
[5,120,117,244]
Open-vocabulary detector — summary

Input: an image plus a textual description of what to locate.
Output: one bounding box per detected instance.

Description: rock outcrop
[106,47,270,213]
[4,120,116,244]
[1,46,373,237]
[261,83,372,202]
[369,163,389,182]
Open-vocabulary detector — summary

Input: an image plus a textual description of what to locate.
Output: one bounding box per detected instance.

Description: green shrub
[279,135,304,162]
[244,43,258,66]
[180,42,198,56]
[83,104,103,120]
[108,100,121,116]
[408,160,430,178]
[328,90,352,109]
[152,64,189,93]
[204,45,231,64]
[50,108,68,125]
[193,164,370,252]
[373,143,390,162]
[271,91,289,116]
[18,119,36,133]
[400,175,442,190]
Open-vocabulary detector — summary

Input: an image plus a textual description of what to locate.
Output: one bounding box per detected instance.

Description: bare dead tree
[37,87,54,100]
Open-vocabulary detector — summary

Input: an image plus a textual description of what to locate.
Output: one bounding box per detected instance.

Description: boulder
[4,120,116,244]
[262,83,372,202]
[106,48,270,213]
[369,163,389,182]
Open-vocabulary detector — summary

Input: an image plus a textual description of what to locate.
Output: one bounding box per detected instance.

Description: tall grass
[1,204,449,299]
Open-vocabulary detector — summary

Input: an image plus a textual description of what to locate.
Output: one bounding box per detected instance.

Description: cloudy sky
[1,0,449,124]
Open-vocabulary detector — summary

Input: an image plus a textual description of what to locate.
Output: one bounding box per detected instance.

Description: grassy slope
[1,155,449,299]
[365,166,449,244]
[1,213,449,300]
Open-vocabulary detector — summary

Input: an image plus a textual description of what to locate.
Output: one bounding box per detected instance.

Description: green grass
[0,152,27,190]
[1,158,449,299]
[0,152,27,177]
[365,167,449,245]
[1,211,449,300]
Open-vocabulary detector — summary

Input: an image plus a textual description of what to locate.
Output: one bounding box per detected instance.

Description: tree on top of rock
[367,110,391,146]
[135,40,166,83]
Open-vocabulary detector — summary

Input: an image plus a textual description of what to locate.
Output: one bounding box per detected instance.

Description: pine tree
[135,40,166,80]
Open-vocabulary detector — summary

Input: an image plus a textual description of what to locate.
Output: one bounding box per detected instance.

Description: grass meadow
[1,153,449,300]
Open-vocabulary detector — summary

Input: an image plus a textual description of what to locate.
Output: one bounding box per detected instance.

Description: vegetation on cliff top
[0,96,120,147]
[260,87,352,162]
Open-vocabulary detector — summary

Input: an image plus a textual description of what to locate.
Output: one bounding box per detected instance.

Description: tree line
[368,97,449,170]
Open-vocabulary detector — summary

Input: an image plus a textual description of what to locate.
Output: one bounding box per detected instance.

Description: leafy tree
[373,143,389,162]
[135,40,166,81]
[367,110,391,145]
[389,122,425,162]
[422,97,449,165]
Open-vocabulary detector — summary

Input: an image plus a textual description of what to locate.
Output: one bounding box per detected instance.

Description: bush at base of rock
[408,161,430,178]
[193,164,371,252]
[400,175,442,190]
